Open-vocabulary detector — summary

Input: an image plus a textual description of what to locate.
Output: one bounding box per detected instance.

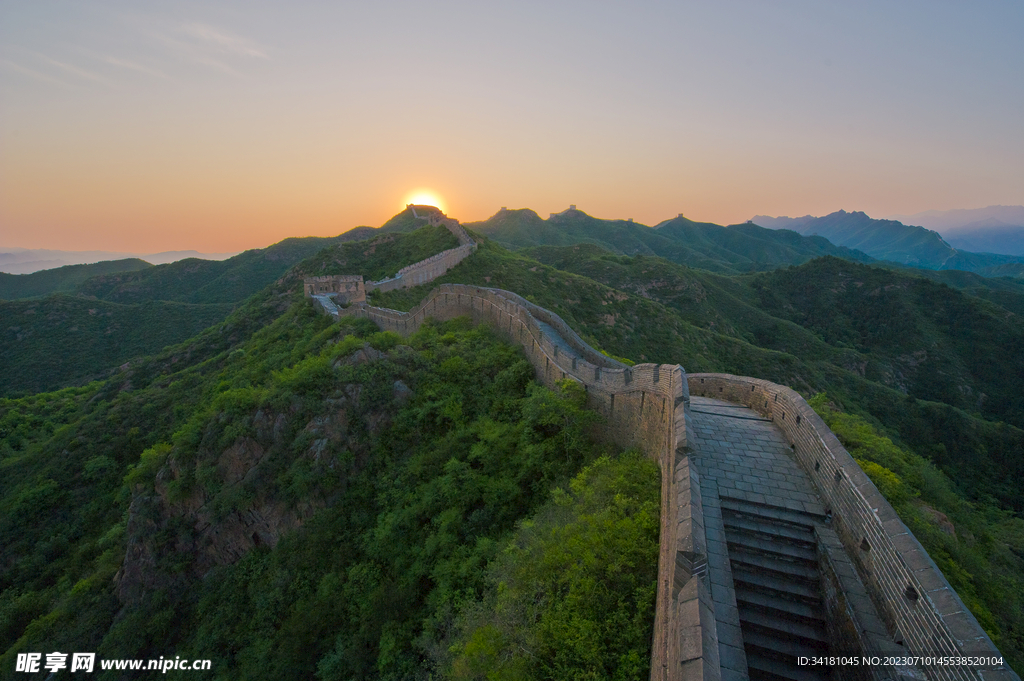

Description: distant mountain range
[752,209,1024,273]
[885,206,1024,257]
[467,206,873,274]
[0,248,239,274]
[886,205,1024,231]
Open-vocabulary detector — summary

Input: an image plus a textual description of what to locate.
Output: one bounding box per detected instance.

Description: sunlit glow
[403,189,446,213]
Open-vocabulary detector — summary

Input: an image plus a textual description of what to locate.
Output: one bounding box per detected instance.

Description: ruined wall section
[688,374,1016,681]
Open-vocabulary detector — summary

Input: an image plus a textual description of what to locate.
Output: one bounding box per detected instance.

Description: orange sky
[2,2,1022,253]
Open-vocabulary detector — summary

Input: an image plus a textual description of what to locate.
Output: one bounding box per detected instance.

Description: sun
[403,189,446,213]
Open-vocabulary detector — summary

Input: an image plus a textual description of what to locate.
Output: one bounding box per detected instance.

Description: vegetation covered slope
[808,394,1024,670]
[74,211,452,307]
[0,296,234,397]
[755,210,1024,272]
[751,257,1024,427]
[0,259,151,300]
[0,309,655,680]
[466,207,872,274]
[1,228,656,680]
[76,238,352,305]
[4,216,1024,675]
[0,225,459,398]
[375,241,1024,512]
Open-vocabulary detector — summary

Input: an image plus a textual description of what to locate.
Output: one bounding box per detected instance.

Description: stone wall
[364,214,477,293]
[303,274,365,301]
[688,374,1016,681]
[367,243,476,293]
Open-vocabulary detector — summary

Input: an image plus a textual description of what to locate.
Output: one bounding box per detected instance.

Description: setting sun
[403,189,446,213]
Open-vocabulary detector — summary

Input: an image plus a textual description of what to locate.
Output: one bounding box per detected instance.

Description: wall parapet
[688,374,1018,681]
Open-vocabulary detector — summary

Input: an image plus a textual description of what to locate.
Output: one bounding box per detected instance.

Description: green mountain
[0,225,458,398]
[76,238,348,305]
[0,233,656,678]
[467,206,873,273]
[751,257,1024,427]
[0,259,151,300]
[0,296,233,397]
[979,262,1024,279]
[756,210,956,266]
[878,266,1024,318]
[76,209,452,306]
[3,216,1024,674]
[755,210,1024,273]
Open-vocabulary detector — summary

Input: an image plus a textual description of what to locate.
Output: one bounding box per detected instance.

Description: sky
[2,0,1023,253]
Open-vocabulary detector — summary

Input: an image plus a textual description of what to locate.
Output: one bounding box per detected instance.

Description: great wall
[305,207,1017,681]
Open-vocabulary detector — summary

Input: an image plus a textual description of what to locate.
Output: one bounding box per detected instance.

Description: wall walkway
[689,375,1016,681]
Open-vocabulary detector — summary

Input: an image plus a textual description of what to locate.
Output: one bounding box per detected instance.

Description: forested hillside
[0,259,151,300]
[467,207,873,273]
[0,228,658,680]
[3,215,1024,676]
[0,224,459,398]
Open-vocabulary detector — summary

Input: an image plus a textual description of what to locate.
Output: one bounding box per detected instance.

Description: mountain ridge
[467,206,874,274]
[753,209,1024,270]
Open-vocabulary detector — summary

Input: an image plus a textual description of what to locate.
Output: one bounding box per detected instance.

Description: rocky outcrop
[115,382,379,606]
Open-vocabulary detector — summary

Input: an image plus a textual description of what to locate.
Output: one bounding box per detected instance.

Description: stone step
[731,565,821,605]
[734,586,826,625]
[720,495,826,531]
[746,651,828,681]
[744,630,828,665]
[730,551,820,586]
[721,512,817,546]
[738,604,829,647]
[726,532,818,564]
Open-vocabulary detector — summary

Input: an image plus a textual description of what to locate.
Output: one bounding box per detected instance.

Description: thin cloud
[181,23,268,59]
[43,57,115,86]
[143,21,267,77]
[0,59,72,87]
[103,56,169,80]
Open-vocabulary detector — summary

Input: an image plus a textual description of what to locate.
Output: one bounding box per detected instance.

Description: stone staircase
[721,495,832,681]
[311,294,340,316]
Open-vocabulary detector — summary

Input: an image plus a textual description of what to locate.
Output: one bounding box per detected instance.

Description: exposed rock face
[115,379,387,606]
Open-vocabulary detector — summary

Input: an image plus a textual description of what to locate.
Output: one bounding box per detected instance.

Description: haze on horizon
[2,0,1022,253]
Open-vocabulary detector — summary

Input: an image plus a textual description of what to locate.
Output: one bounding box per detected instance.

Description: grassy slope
[0,259,151,300]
